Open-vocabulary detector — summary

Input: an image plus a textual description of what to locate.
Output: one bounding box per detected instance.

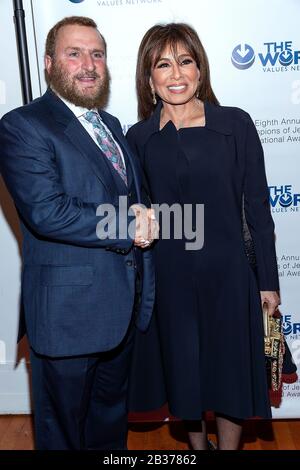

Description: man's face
[45,24,109,109]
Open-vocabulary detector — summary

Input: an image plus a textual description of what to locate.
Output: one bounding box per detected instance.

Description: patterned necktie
[84,110,127,185]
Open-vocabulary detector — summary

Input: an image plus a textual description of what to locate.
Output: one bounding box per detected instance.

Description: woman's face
[149,42,200,106]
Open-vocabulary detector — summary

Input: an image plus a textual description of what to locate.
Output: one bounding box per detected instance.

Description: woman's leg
[185,420,208,450]
[216,413,243,450]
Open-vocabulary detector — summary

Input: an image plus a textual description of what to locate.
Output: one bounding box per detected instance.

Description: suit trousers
[30,318,135,450]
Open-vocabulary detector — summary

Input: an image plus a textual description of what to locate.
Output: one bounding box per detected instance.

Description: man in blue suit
[0,16,156,450]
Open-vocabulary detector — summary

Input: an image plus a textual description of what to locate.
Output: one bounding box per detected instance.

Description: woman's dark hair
[136,23,219,120]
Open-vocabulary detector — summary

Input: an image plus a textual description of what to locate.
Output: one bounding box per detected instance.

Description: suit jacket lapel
[64,119,118,199]
[43,89,118,199]
[43,89,142,200]
[100,112,142,196]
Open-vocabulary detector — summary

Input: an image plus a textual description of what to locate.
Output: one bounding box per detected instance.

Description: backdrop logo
[96,0,163,7]
[231,44,255,69]
[69,0,85,3]
[283,315,300,336]
[269,184,300,213]
[232,41,300,72]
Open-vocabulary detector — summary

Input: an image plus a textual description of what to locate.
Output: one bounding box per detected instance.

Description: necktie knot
[84,110,101,126]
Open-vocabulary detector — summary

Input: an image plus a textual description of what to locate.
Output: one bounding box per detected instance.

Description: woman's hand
[131,205,159,248]
[260,291,281,316]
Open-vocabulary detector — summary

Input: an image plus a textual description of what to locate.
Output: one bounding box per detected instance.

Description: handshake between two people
[131,204,159,249]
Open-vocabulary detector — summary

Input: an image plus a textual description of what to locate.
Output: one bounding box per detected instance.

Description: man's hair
[45,16,106,58]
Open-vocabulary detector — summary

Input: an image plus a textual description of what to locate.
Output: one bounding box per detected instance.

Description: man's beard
[47,60,110,109]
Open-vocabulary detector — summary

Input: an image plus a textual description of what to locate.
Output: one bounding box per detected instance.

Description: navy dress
[127,102,279,420]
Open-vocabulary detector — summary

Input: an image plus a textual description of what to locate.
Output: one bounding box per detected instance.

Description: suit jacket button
[128,192,132,197]
[126,260,133,267]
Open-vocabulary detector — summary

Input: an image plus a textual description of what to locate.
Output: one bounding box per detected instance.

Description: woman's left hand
[260,291,281,316]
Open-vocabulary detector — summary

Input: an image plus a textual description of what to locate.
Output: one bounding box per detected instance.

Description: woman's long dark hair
[136,23,219,120]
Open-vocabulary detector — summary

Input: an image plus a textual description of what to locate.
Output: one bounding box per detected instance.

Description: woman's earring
[151,88,157,105]
[196,83,200,99]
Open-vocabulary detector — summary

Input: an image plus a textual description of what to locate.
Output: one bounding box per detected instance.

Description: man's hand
[131,205,159,248]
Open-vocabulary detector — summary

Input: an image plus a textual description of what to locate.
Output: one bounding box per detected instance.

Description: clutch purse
[264,307,285,391]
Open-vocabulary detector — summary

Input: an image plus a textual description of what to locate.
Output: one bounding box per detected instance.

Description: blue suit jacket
[0,89,155,357]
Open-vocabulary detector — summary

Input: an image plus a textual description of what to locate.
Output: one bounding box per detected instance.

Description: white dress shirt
[58,94,126,168]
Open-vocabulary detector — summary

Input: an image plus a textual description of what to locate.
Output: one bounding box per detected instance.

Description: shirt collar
[53,89,98,119]
[148,100,232,136]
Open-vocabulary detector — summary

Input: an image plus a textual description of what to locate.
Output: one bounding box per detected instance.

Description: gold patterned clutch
[264,308,285,391]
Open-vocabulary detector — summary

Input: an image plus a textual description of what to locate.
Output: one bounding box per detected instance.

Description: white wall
[0,0,40,413]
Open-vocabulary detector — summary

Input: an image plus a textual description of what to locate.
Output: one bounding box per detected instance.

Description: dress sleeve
[243,115,279,291]
[126,125,151,206]
[127,126,139,154]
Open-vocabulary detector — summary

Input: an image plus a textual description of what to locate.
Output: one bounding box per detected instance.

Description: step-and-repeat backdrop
[0,0,299,417]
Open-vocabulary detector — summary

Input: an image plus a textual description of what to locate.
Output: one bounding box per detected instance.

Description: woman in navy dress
[127,23,280,450]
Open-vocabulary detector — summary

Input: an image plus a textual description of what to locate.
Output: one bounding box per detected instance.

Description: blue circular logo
[283,321,292,335]
[279,193,293,207]
[279,50,293,66]
[69,0,85,3]
[231,44,255,70]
